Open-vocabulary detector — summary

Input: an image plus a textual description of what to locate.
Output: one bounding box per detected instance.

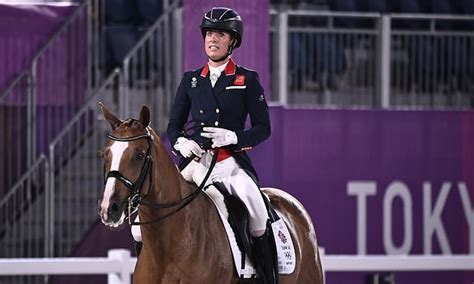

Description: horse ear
[99,102,121,130]
[139,105,150,128]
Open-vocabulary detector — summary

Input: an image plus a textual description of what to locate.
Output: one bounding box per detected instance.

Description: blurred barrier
[270,10,474,108]
[0,155,49,284]
[0,72,31,196]
[0,0,105,196]
[120,2,181,132]
[43,3,181,258]
[48,70,121,258]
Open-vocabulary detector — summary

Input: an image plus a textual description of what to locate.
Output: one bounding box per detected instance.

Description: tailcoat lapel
[199,63,214,98]
[213,74,235,96]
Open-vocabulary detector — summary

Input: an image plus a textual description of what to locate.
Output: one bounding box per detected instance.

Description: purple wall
[182,0,270,98]
[0,3,77,92]
[0,3,87,195]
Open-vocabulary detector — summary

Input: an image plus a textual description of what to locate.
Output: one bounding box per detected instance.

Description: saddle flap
[213,182,253,264]
[203,185,297,278]
[271,217,296,274]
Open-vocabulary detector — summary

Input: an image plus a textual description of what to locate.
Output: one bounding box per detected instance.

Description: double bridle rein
[105,128,218,225]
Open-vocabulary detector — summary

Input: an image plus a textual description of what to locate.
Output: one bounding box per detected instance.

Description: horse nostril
[108,202,119,215]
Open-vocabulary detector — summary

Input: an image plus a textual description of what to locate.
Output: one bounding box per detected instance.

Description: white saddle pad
[203,186,296,278]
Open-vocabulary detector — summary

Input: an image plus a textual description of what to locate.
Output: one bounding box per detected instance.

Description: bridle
[105,128,218,225]
[106,129,153,200]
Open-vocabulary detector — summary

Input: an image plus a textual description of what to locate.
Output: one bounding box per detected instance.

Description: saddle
[179,158,295,278]
[208,182,296,280]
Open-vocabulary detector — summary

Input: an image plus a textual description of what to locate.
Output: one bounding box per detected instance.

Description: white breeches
[188,152,268,236]
[131,151,268,241]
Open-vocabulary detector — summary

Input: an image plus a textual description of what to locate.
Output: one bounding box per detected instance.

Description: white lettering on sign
[347,181,376,255]
[383,181,412,255]
[423,182,452,254]
[347,181,473,255]
[458,182,474,253]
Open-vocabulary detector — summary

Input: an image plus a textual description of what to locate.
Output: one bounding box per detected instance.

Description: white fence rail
[1,249,474,284]
[0,250,135,284]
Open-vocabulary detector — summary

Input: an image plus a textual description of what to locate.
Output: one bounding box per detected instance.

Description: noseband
[106,129,153,197]
[105,128,218,225]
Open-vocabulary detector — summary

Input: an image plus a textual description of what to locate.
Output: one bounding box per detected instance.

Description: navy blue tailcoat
[167,58,271,181]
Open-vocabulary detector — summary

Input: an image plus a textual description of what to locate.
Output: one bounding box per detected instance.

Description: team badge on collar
[191,77,197,88]
[233,75,245,86]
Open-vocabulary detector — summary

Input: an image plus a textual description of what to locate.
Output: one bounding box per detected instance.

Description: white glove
[200,127,238,148]
[173,137,204,158]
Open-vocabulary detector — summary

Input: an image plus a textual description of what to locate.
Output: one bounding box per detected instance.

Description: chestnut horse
[98,103,324,283]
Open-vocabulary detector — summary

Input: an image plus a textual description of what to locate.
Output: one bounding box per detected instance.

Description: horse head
[98,102,154,227]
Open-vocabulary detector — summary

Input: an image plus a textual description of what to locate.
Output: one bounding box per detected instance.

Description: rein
[105,129,218,226]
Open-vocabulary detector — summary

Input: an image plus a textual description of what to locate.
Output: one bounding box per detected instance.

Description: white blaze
[101,141,129,221]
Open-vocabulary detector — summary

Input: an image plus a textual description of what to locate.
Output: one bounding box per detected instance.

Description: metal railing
[48,70,121,257]
[0,0,107,266]
[0,3,108,280]
[44,3,181,258]
[389,14,474,108]
[120,2,182,133]
[0,0,105,195]
[0,1,181,265]
[88,0,108,93]
[0,71,31,197]
[270,10,474,109]
[0,155,49,284]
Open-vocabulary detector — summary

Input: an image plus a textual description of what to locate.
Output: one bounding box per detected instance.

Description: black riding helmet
[200,7,243,49]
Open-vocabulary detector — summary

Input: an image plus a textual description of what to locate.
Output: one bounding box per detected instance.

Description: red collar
[200,58,236,77]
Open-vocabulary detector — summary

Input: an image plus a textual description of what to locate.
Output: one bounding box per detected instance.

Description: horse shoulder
[180,192,236,281]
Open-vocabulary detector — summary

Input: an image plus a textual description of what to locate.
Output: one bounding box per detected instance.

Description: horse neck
[137,136,225,271]
[138,136,198,242]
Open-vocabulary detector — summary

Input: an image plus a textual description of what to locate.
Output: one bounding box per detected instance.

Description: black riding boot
[135,241,143,257]
[252,228,279,284]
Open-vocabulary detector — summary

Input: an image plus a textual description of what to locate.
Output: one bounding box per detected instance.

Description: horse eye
[135,152,145,161]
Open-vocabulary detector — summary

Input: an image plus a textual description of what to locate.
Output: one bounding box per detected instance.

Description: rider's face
[204,30,232,62]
